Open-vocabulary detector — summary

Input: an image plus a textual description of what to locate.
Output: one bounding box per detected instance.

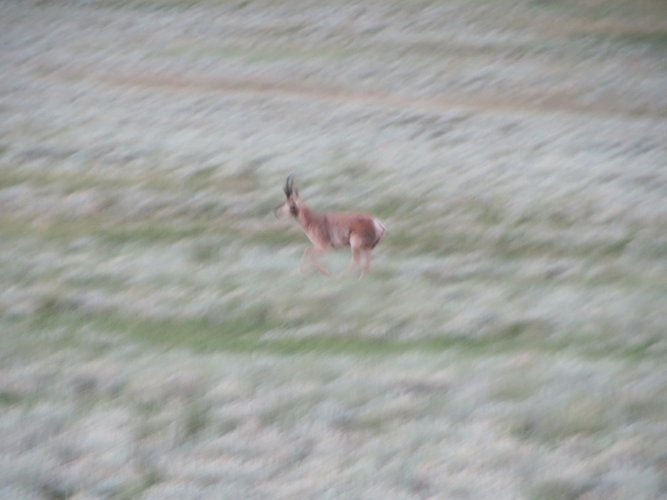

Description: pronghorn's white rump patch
[373,218,386,246]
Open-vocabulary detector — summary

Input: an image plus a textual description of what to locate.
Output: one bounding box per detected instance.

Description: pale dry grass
[1,0,666,498]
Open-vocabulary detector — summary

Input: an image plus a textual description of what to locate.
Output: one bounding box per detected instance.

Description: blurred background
[1,0,666,498]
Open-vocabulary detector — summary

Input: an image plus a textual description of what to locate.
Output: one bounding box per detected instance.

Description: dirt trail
[104,72,666,120]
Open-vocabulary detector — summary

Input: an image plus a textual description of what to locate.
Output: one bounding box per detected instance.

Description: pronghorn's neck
[295,202,321,230]
[295,201,330,246]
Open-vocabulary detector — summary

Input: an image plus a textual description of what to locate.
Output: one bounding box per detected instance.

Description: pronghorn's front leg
[302,247,330,276]
[346,234,363,277]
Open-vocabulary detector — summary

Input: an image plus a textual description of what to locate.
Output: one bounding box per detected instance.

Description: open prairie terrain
[1,0,667,498]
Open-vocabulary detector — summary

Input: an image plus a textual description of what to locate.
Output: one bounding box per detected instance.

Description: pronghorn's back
[274,175,385,277]
[325,213,386,250]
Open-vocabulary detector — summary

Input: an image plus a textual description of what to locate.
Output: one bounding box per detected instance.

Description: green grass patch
[0,166,135,191]
[11,309,662,362]
[0,164,262,196]
[610,30,667,51]
[0,215,215,245]
[181,399,211,441]
[511,397,609,443]
[530,0,667,22]
[527,478,591,500]
[0,390,23,406]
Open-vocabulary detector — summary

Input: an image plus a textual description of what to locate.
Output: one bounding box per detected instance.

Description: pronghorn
[274,175,385,277]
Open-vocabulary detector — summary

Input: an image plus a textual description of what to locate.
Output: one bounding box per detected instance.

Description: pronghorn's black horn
[284,174,295,197]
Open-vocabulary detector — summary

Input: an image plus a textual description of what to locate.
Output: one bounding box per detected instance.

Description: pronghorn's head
[274,174,302,219]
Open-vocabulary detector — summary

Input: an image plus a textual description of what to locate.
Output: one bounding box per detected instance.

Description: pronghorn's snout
[274,202,289,219]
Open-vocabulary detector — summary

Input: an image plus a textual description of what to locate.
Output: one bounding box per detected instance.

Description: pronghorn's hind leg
[361,249,372,276]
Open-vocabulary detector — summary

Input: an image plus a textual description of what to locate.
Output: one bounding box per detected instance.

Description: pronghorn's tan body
[275,175,385,276]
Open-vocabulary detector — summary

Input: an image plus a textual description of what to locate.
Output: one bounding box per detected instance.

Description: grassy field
[1,0,666,498]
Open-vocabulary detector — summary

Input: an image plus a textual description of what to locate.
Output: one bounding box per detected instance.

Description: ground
[1,0,666,498]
